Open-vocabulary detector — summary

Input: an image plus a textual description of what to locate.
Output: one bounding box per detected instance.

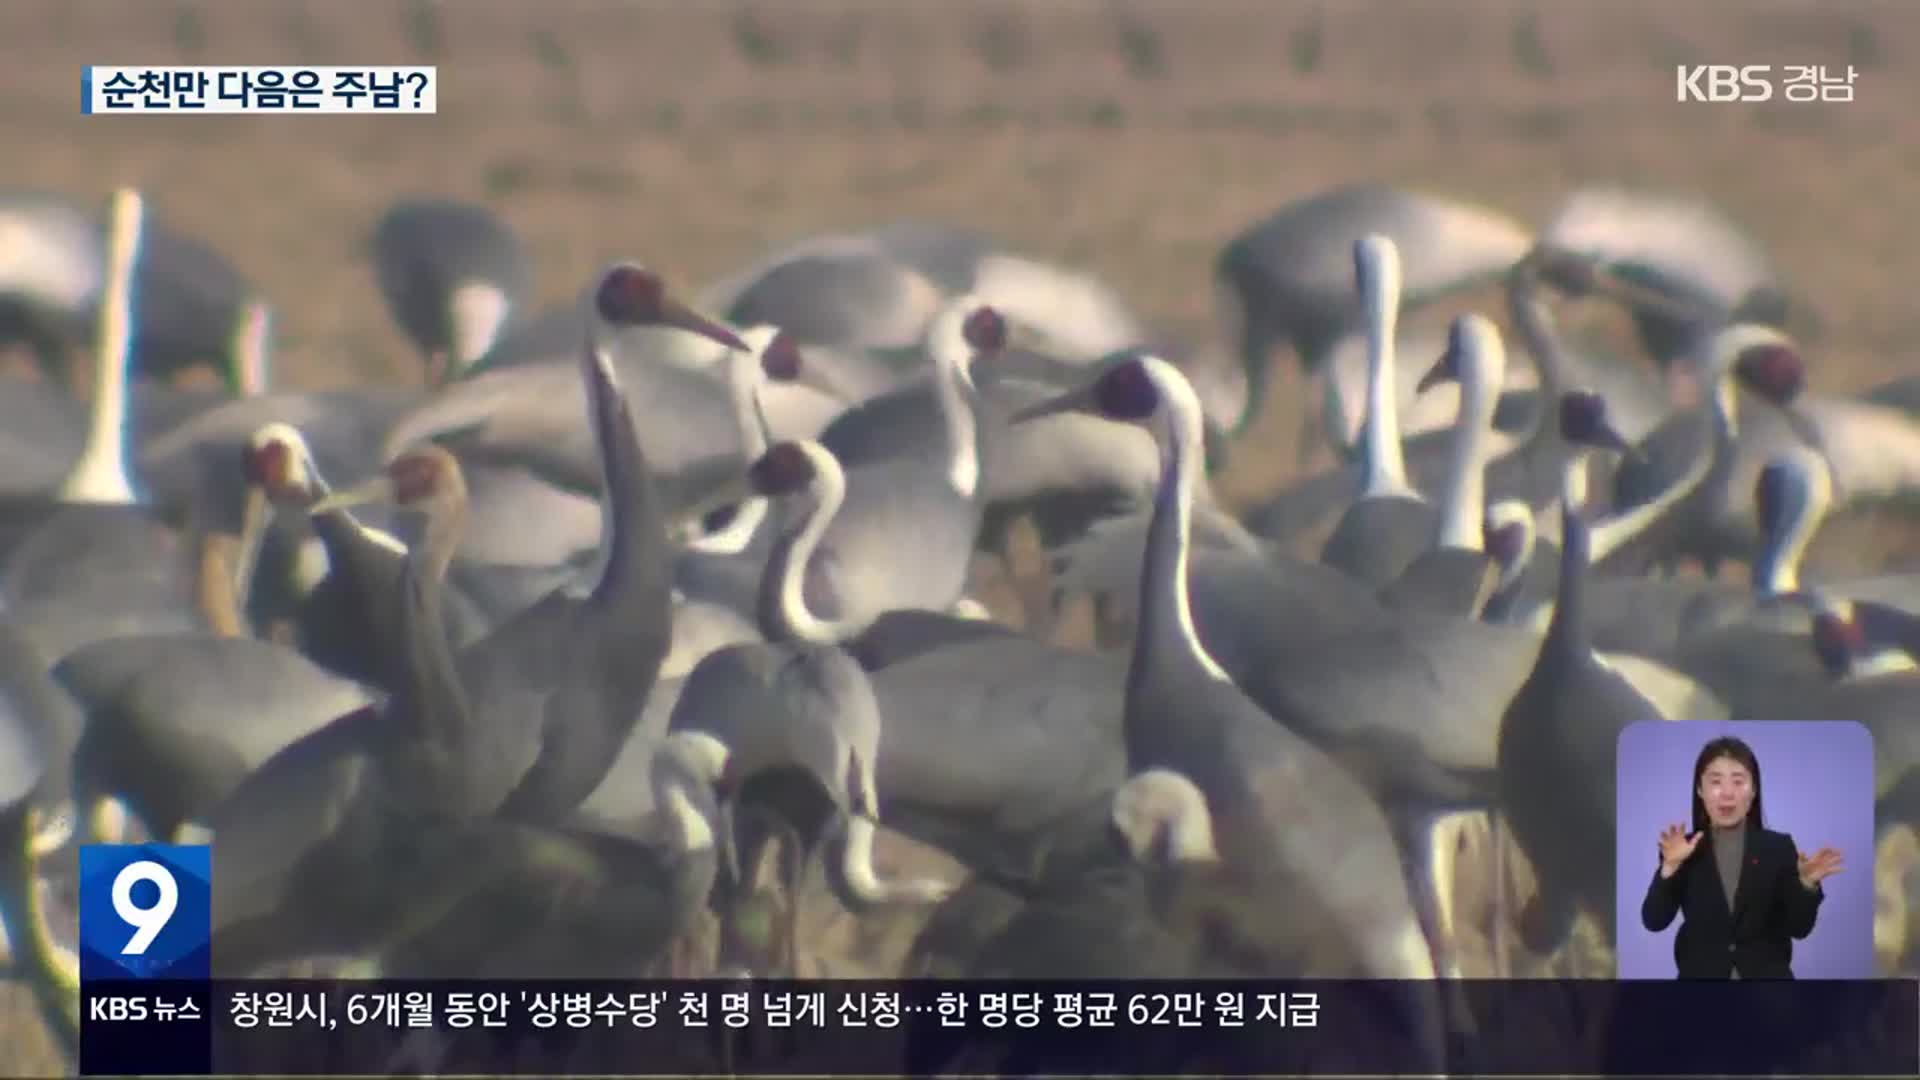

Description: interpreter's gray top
[1714,824,1745,978]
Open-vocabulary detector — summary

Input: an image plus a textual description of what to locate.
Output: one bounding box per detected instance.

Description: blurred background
[4,0,1917,1069]
[6,0,1916,502]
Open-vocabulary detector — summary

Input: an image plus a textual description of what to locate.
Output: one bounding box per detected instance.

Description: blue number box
[79,843,211,981]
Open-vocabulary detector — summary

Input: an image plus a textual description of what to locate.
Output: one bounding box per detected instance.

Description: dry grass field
[5,0,1920,1073]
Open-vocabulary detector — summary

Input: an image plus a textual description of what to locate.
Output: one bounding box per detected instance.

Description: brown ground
[5,0,1920,1073]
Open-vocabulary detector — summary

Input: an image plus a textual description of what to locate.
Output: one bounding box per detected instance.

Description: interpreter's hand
[1658,823,1702,878]
[1797,846,1844,891]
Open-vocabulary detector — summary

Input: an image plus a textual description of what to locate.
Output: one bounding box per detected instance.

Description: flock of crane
[3,178,1920,1069]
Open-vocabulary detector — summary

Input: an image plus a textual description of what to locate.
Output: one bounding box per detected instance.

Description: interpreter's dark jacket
[1640,826,1823,979]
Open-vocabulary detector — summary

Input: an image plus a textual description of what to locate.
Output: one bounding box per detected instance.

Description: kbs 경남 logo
[1676,65,1774,102]
[78,843,212,980]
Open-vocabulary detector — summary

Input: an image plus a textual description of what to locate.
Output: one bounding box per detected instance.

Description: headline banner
[80,977,1920,1077]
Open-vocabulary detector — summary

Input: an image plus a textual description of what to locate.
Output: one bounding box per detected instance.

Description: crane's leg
[1426,813,1467,979]
[714,806,778,974]
[1392,812,1465,980]
[0,804,79,1063]
[1490,808,1510,978]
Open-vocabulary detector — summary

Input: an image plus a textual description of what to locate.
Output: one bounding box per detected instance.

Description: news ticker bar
[82,66,437,114]
[80,978,1919,1077]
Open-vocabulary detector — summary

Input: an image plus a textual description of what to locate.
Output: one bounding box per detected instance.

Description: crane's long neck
[1545,452,1595,657]
[581,346,669,612]
[229,300,273,395]
[758,456,864,646]
[688,352,772,555]
[448,281,512,375]
[59,194,142,504]
[391,497,471,751]
[420,496,466,594]
[1138,371,1232,683]
[1359,275,1408,498]
[1589,367,1733,564]
[1505,273,1569,447]
[1753,476,1829,597]
[289,513,405,603]
[933,337,981,499]
[1436,341,1505,551]
[295,456,410,591]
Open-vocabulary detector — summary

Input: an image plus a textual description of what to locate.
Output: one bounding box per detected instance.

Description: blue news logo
[79,844,211,981]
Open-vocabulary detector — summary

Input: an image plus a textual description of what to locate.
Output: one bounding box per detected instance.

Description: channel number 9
[111,859,180,956]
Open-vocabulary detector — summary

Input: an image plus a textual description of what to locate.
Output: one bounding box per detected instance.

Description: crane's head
[1110,768,1220,868]
[929,297,1048,395]
[241,422,317,505]
[1417,312,1503,395]
[730,325,855,404]
[1733,342,1805,407]
[962,305,1009,353]
[1707,325,1804,407]
[758,330,803,382]
[593,262,746,351]
[1558,389,1636,460]
[746,441,825,498]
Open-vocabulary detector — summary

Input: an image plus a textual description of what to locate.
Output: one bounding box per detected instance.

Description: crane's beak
[1586,263,1719,324]
[1009,384,1098,426]
[1519,243,1601,297]
[233,484,273,608]
[661,299,747,352]
[980,338,1089,388]
[1523,244,1716,325]
[308,473,397,516]
[999,320,1051,359]
[1415,350,1457,396]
